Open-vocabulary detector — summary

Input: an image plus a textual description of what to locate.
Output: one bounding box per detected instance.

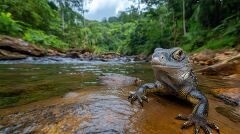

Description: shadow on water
[0,59,239,134]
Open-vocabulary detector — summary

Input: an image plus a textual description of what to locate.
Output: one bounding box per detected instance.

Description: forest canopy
[0,0,239,55]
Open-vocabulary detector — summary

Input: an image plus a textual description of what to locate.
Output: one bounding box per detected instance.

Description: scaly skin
[128,48,220,134]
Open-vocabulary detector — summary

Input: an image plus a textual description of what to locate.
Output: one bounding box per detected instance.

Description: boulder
[63,92,80,99]
[0,49,27,60]
[0,36,46,57]
[190,49,239,66]
[190,49,216,65]
[196,54,240,75]
[97,73,142,87]
[212,88,240,106]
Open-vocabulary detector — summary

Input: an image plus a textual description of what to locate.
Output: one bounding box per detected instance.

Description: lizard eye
[173,49,184,61]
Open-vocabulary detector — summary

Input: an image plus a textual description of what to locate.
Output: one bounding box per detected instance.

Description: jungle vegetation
[0,0,239,55]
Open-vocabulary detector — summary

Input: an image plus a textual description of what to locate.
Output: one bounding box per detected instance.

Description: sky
[85,0,134,21]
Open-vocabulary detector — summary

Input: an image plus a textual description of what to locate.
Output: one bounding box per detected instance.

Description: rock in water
[97,73,142,87]
[63,92,80,99]
[212,88,240,106]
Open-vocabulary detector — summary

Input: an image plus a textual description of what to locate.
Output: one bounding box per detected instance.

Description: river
[0,57,239,134]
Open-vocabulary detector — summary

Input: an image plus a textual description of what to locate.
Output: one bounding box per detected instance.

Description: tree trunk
[182,0,186,35]
[60,0,66,35]
[173,12,177,47]
[61,9,65,33]
[82,10,85,26]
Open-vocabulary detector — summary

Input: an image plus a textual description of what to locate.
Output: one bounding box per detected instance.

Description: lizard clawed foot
[176,114,220,134]
[128,91,148,107]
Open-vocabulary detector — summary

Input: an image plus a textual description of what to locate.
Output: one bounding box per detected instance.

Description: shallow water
[0,59,239,134]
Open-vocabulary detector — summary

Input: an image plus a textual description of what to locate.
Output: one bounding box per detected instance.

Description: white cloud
[115,0,134,14]
[85,0,133,21]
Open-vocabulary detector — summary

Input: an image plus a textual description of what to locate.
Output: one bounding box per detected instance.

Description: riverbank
[1,35,239,69]
[0,36,145,62]
[1,36,239,64]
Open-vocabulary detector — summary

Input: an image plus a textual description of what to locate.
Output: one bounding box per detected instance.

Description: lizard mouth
[151,56,186,69]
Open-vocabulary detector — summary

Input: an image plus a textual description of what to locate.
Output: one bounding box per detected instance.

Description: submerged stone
[97,73,142,87]
[63,92,80,99]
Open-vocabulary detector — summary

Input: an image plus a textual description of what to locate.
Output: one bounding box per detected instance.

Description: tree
[0,0,56,30]
[108,17,119,23]
[182,0,186,35]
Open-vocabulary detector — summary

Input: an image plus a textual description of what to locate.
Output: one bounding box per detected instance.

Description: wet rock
[47,49,65,57]
[196,54,240,75]
[190,49,216,65]
[133,54,147,61]
[215,49,239,61]
[66,48,92,58]
[97,73,142,87]
[63,92,80,99]
[190,49,240,66]
[0,36,46,58]
[99,52,120,60]
[0,49,27,60]
[215,106,240,123]
[212,88,240,106]
[66,52,80,58]
[223,74,240,80]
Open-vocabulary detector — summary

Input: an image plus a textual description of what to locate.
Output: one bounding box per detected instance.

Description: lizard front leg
[128,81,164,106]
[176,89,220,134]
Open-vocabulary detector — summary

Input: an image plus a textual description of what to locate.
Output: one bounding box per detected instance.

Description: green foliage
[23,29,68,48]
[197,36,237,51]
[0,0,239,54]
[91,45,108,54]
[0,12,22,36]
[0,0,57,30]
[181,12,240,52]
[70,21,137,54]
[126,0,239,54]
[181,44,193,52]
